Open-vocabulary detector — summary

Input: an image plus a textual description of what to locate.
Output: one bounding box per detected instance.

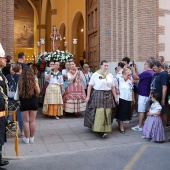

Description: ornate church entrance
[14,0,34,62]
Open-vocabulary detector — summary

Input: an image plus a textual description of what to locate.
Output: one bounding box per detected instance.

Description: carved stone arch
[27,0,39,25]
[41,0,48,25]
[72,11,84,65]
[71,11,85,37]
[27,0,39,55]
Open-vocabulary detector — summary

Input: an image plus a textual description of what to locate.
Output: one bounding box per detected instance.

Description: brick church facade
[0,0,170,72]
[87,0,170,72]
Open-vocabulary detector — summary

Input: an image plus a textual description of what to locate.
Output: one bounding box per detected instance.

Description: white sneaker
[30,136,34,143]
[123,120,132,124]
[20,131,24,138]
[22,137,29,144]
[141,135,146,139]
[102,133,107,138]
[132,112,138,117]
[55,116,60,120]
[131,125,143,132]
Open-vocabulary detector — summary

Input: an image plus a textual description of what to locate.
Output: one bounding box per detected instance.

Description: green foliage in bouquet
[37,52,48,64]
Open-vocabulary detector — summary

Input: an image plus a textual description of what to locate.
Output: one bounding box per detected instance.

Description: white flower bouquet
[37,50,73,64]
[37,52,48,63]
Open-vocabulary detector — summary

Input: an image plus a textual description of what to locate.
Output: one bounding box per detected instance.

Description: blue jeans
[8,99,23,132]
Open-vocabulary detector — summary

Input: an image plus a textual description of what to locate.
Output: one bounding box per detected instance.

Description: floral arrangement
[37,52,47,63]
[37,50,73,64]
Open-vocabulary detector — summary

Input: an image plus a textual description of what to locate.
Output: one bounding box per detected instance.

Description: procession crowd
[0,42,170,166]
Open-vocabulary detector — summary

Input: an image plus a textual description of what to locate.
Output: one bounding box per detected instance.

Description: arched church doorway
[72,12,84,66]
[14,0,39,62]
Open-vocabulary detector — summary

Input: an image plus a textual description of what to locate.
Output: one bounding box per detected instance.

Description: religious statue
[50,26,62,51]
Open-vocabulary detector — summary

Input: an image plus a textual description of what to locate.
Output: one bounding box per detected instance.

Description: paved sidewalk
[3,108,170,160]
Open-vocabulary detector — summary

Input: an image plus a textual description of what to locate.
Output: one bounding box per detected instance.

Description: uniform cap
[0,43,5,57]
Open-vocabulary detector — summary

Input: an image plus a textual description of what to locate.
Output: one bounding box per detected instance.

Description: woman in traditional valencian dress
[43,61,64,119]
[115,68,134,134]
[84,60,118,137]
[62,61,86,116]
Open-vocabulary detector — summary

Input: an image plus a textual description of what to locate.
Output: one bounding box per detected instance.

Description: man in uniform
[0,43,9,166]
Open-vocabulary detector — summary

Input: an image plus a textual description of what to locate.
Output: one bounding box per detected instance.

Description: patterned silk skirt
[84,90,116,132]
[62,82,86,113]
[43,84,63,117]
[143,116,165,142]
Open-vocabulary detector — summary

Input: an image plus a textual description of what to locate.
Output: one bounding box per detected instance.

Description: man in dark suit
[17,52,26,70]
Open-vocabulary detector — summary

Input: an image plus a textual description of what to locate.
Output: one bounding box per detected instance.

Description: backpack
[8,75,17,99]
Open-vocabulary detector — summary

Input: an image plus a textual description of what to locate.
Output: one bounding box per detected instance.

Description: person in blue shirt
[151,61,169,127]
[6,63,23,137]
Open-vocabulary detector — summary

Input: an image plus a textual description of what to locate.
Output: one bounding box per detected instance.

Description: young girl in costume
[142,92,165,142]
[43,61,64,119]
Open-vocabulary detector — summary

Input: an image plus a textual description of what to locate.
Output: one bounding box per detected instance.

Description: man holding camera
[131,59,154,131]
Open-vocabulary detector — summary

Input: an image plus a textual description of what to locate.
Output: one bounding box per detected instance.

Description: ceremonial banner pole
[73,39,78,61]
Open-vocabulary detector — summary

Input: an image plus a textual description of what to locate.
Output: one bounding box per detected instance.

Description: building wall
[0,0,14,57]
[100,0,157,65]
[159,0,170,62]
[98,0,169,75]
[1,0,170,67]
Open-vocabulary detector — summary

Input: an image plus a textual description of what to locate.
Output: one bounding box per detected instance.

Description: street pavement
[2,109,170,170]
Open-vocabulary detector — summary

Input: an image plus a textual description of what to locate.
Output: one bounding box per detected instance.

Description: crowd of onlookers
[114,56,170,142]
[2,52,170,144]
[1,42,170,167]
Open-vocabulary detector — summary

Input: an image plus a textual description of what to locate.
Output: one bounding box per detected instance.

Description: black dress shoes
[0,160,9,166]
[119,130,125,134]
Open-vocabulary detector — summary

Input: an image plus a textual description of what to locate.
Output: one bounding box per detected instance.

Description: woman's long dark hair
[18,66,36,98]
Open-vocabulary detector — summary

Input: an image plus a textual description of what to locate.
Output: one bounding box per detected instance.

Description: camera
[132,61,135,67]
[76,67,80,70]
